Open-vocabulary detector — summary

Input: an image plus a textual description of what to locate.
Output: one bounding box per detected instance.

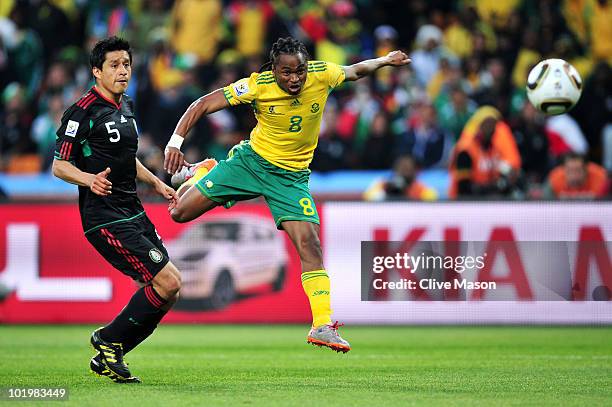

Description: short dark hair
[260,37,309,72]
[90,36,132,70]
[563,152,586,165]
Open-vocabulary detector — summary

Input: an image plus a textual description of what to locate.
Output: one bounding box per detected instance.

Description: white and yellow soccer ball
[526,58,582,115]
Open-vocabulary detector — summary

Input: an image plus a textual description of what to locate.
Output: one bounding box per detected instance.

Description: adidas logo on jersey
[120,115,127,123]
[291,99,301,106]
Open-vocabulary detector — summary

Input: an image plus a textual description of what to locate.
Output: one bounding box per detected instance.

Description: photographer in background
[544,153,609,200]
[364,155,437,201]
[449,106,522,199]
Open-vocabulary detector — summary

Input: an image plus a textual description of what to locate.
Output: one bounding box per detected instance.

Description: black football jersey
[55,86,145,233]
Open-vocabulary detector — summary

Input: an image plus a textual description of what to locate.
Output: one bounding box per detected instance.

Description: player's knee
[163,274,181,297]
[170,206,190,223]
[155,268,181,299]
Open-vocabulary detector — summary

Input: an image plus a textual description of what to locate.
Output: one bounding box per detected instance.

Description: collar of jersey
[92,86,122,110]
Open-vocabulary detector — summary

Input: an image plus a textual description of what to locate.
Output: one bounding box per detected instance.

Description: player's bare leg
[168,159,219,223]
[170,184,218,223]
[152,262,182,309]
[282,221,351,353]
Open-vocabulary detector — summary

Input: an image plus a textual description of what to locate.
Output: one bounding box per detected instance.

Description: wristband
[167,133,184,150]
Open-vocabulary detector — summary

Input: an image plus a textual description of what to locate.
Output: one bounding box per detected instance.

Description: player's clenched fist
[164,146,184,175]
[385,50,411,66]
[89,167,112,196]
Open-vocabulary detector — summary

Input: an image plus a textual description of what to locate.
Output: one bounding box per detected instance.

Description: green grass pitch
[0,325,611,406]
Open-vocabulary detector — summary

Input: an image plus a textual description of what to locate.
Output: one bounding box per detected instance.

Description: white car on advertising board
[166,213,288,310]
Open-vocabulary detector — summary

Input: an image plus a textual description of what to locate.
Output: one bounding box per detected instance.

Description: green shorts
[195,141,319,229]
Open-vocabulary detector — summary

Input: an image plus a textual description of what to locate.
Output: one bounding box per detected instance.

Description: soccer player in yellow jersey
[164,37,410,352]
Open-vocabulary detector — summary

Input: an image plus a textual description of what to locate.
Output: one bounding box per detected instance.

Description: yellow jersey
[222,61,345,171]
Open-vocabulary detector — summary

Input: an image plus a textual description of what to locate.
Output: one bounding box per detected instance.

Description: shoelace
[328,321,344,331]
[109,343,126,365]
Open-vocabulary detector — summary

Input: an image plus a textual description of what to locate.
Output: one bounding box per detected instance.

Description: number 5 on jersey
[105,121,120,142]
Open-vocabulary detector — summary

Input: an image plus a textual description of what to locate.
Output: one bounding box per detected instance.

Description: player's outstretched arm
[135,158,178,202]
[164,89,230,174]
[52,159,112,196]
[343,50,411,82]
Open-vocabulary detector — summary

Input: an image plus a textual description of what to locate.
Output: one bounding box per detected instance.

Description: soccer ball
[526,58,582,115]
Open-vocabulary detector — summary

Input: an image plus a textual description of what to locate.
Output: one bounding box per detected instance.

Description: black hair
[259,37,309,72]
[90,36,132,70]
[563,152,587,165]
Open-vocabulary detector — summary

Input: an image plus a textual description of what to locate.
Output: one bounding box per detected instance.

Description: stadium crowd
[0,0,610,200]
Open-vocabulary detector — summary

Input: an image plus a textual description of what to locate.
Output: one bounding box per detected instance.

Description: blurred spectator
[148,34,187,93]
[340,79,381,158]
[315,0,361,65]
[361,111,395,170]
[373,25,398,89]
[5,2,43,99]
[146,70,209,149]
[449,106,522,199]
[552,34,593,81]
[473,0,523,30]
[374,25,398,57]
[492,9,521,71]
[87,0,133,40]
[589,0,612,62]
[364,155,437,201]
[468,28,496,69]
[436,84,477,141]
[131,0,170,51]
[410,24,452,87]
[572,61,611,163]
[472,58,512,115]
[170,0,222,65]
[312,101,351,172]
[298,2,326,43]
[511,30,541,90]
[31,90,63,171]
[1,83,35,165]
[397,102,447,168]
[38,61,77,112]
[463,55,486,94]
[228,0,274,58]
[444,10,473,59]
[510,102,550,184]
[562,0,589,45]
[427,56,459,101]
[26,0,71,66]
[544,153,609,199]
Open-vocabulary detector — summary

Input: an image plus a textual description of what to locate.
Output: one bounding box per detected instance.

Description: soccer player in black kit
[52,37,181,383]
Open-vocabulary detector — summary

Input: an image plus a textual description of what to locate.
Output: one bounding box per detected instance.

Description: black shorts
[85,213,170,283]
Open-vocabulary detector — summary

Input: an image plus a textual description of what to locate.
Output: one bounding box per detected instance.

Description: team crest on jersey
[65,120,79,137]
[311,103,320,113]
[205,180,214,188]
[149,248,163,263]
[233,80,249,96]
